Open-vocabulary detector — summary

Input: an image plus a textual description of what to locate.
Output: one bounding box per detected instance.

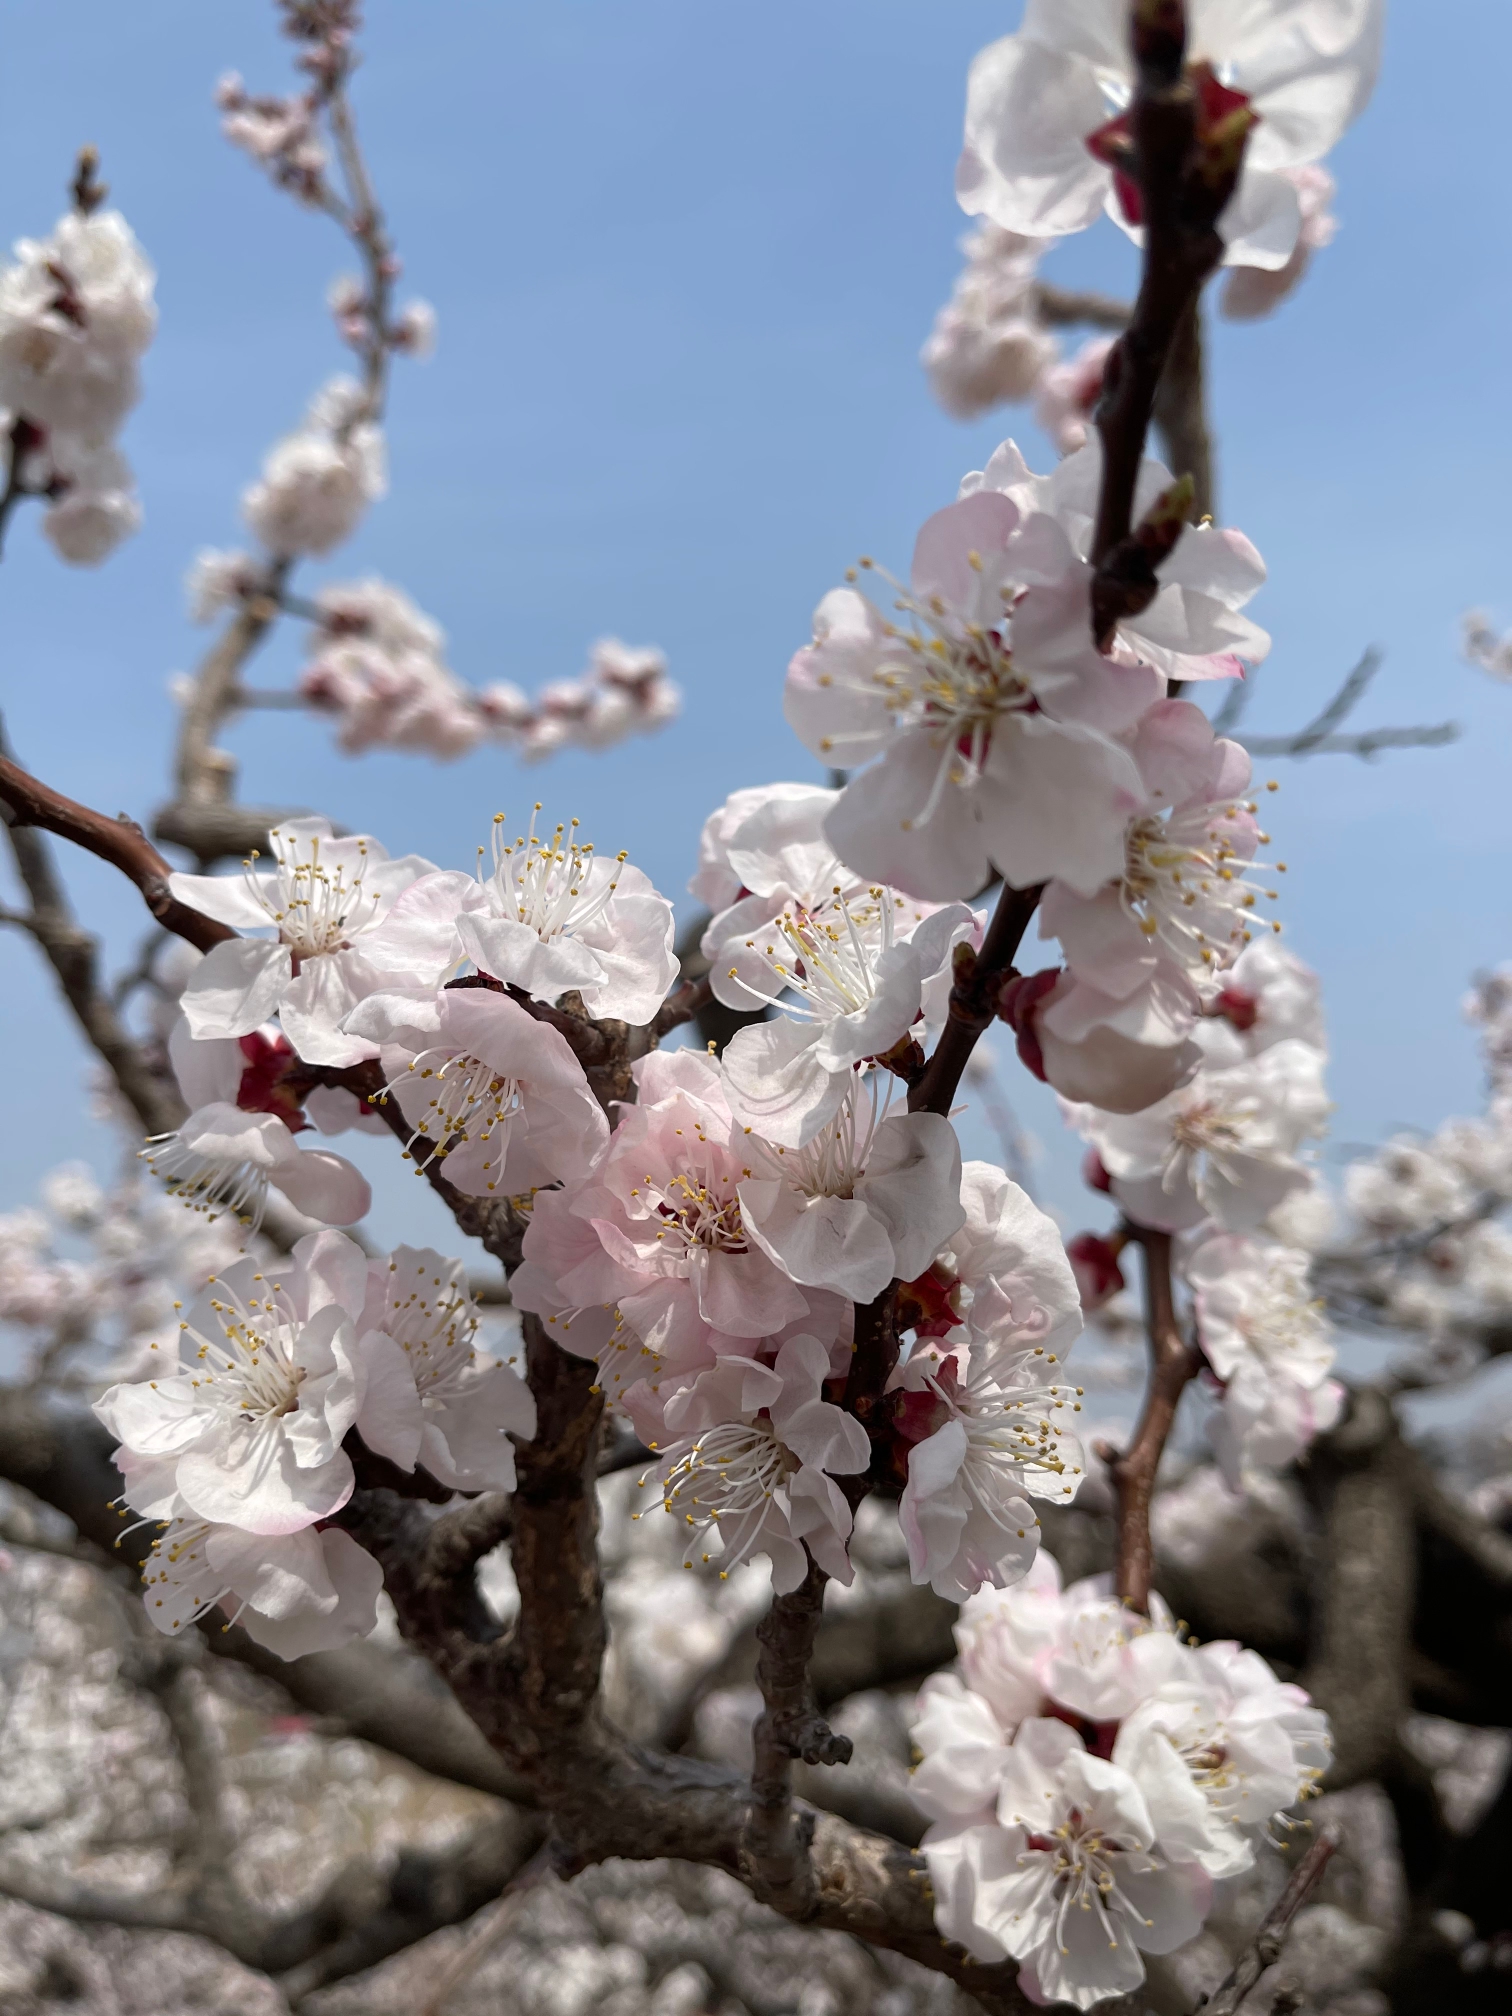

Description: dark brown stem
[1197,1825,1341,2016]
[908,882,1042,1119]
[1089,8,1251,631]
[0,745,235,954]
[1097,1226,1200,1613]
[743,1557,853,1917]
[1031,282,1131,332]
[1151,293,1214,521]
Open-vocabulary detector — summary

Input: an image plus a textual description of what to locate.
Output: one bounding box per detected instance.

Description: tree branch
[335,1318,1037,2012]
[1031,281,1131,332]
[1151,293,1213,520]
[1300,1387,1416,1787]
[908,882,1042,1120]
[743,1558,853,1918]
[0,738,234,953]
[1090,4,1252,620]
[1196,1825,1341,2016]
[1097,1226,1201,1613]
[0,734,188,1137]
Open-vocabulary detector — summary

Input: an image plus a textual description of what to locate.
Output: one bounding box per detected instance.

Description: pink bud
[1066,1232,1125,1311]
[997,967,1062,1083]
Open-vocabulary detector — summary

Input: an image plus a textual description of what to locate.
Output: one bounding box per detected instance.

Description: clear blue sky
[0,0,1508,1249]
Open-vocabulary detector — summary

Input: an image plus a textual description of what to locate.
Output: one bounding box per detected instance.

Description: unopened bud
[1082,1149,1113,1194]
[1066,1232,1126,1312]
[996,967,1061,1083]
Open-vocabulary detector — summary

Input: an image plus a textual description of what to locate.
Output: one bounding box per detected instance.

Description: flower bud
[1066,1232,1125,1311]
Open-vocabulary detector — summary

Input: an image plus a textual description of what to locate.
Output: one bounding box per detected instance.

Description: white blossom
[957,0,1383,270]
[353,1245,536,1491]
[169,817,453,1065]
[242,375,386,556]
[95,1232,370,1537]
[454,810,677,1027]
[922,225,1057,419]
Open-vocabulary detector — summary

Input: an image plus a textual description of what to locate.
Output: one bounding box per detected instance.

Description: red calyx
[897,1265,962,1340]
[1214,982,1258,1031]
[1086,63,1257,228]
[1085,110,1143,226]
[997,967,1061,1084]
[236,1029,309,1132]
[1066,1232,1126,1312]
[1045,1702,1122,1760]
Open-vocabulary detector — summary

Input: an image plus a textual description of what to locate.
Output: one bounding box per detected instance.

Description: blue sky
[0,0,1508,1251]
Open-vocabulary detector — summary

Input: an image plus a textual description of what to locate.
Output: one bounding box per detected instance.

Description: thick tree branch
[1097,1226,1200,1614]
[335,1317,1036,2012]
[0,1385,530,1803]
[1301,1388,1416,1786]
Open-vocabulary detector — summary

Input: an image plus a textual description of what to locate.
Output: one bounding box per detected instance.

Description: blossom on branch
[784,483,1152,902]
[0,199,156,563]
[650,1331,869,1590]
[922,225,1057,420]
[344,982,608,1198]
[957,0,1383,271]
[352,1244,536,1491]
[453,810,677,1026]
[169,817,453,1065]
[912,1554,1330,2007]
[96,1231,370,1536]
[1063,1033,1328,1234]
[890,1163,1085,1598]
[242,374,385,557]
[141,1515,381,1657]
[1184,1231,1342,1483]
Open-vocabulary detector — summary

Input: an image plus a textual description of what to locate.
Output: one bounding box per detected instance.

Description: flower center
[651,1169,748,1254]
[655,1418,800,1577]
[140,1132,270,1233]
[378,1259,479,1403]
[249,827,377,958]
[1121,803,1279,981]
[735,886,906,1019]
[479,806,623,946]
[182,1277,305,1429]
[388,1046,525,1194]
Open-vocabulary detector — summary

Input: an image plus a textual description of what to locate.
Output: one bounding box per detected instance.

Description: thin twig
[415,1846,554,2016]
[1030,281,1131,332]
[157,33,398,863]
[742,1555,852,1918]
[1223,648,1457,761]
[1096,1226,1201,1614]
[908,883,1042,1120]
[0,739,234,953]
[1089,8,1253,607]
[1196,1826,1341,2015]
[1242,722,1458,760]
